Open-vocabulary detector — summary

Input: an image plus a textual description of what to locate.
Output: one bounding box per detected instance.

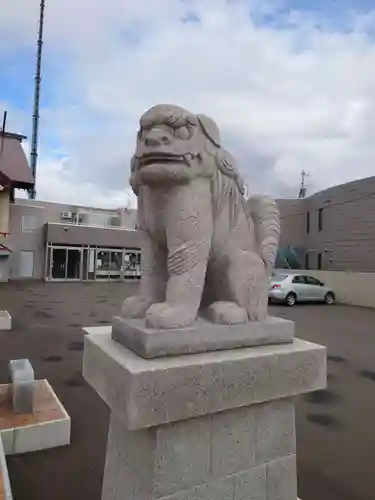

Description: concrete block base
[111,315,294,359]
[83,328,326,500]
[102,402,297,500]
[0,379,71,455]
[0,378,71,499]
[0,312,11,331]
[0,437,12,500]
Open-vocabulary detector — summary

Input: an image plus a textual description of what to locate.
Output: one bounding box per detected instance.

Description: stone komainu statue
[122,104,280,329]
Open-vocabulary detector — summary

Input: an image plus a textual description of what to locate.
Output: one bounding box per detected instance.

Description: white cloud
[1,0,375,207]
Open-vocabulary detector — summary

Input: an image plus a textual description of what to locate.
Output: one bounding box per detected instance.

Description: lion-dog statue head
[130,104,247,226]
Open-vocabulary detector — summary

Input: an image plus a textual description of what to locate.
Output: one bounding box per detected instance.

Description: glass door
[109,250,122,280]
[95,250,111,280]
[66,249,82,280]
[124,250,141,279]
[51,248,67,279]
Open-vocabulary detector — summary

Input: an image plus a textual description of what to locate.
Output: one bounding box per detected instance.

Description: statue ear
[197,114,221,147]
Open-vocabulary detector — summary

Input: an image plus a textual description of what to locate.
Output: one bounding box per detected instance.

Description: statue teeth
[183,154,192,166]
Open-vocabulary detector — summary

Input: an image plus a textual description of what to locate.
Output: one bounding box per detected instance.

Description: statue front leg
[146,240,210,329]
[121,231,167,319]
[204,250,268,324]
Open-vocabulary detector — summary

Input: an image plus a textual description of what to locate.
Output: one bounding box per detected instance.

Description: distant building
[0,130,141,282]
[2,198,141,282]
[277,176,375,272]
[0,131,35,279]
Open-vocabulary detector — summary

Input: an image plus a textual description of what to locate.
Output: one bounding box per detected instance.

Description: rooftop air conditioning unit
[61,211,73,220]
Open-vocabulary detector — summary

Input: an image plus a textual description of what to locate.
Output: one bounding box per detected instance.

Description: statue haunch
[121,104,280,329]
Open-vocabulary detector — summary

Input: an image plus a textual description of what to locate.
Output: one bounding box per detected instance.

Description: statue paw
[121,296,154,319]
[146,302,196,329]
[206,301,248,325]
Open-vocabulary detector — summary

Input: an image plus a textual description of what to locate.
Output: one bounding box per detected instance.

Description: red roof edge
[0,134,35,188]
[0,244,12,254]
[1,131,27,141]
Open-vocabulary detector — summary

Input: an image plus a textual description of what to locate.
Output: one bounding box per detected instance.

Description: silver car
[268,273,336,306]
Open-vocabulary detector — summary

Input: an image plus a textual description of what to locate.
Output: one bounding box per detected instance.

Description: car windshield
[270,273,288,282]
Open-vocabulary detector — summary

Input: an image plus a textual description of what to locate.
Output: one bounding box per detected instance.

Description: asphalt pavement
[0,281,374,500]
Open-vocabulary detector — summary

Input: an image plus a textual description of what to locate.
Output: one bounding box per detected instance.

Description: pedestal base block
[83,333,326,430]
[102,409,297,500]
[112,315,294,359]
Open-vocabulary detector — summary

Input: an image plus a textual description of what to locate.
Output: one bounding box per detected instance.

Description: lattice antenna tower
[29,0,46,200]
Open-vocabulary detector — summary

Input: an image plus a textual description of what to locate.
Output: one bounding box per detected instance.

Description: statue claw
[121,296,154,319]
[146,302,196,330]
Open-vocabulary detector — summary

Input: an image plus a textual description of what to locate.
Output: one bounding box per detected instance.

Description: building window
[77,211,119,228]
[317,252,322,270]
[306,211,310,233]
[22,215,37,233]
[318,208,323,231]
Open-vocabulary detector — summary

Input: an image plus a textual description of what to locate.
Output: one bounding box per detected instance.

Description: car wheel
[324,293,335,305]
[285,293,297,307]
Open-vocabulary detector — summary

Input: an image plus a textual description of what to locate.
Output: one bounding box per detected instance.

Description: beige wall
[277,199,306,248]
[306,270,375,309]
[277,176,375,272]
[0,189,10,235]
[8,202,47,279]
[275,268,375,309]
[305,177,375,271]
[0,259,9,282]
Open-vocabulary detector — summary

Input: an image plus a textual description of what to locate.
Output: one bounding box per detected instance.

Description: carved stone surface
[120,104,280,330]
[83,330,326,500]
[83,332,326,430]
[112,315,294,359]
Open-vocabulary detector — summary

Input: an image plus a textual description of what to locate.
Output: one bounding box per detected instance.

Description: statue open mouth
[137,153,194,168]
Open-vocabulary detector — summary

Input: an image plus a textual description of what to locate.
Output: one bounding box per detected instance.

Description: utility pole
[29,0,46,200]
[0,111,7,158]
[298,170,308,199]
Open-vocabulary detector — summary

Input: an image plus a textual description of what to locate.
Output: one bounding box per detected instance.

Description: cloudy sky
[1,0,375,208]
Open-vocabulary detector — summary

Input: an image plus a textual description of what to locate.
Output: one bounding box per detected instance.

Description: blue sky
[1,0,375,207]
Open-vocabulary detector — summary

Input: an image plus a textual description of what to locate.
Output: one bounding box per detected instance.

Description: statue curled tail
[247,194,280,272]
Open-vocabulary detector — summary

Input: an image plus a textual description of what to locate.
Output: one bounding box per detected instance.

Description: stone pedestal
[83,326,326,500]
[112,316,295,359]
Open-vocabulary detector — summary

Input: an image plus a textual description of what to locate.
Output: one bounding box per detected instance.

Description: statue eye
[138,128,146,141]
[174,126,190,140]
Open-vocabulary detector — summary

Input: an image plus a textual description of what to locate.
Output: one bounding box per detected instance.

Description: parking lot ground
[272,302,375,500]
[0,281,374,500]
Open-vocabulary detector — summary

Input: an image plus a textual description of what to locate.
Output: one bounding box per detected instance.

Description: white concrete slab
[0,379,71,455]
[0,378,71,499]
[0,435,12,499]
[0,311,11,331]
[83,325,112,335]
